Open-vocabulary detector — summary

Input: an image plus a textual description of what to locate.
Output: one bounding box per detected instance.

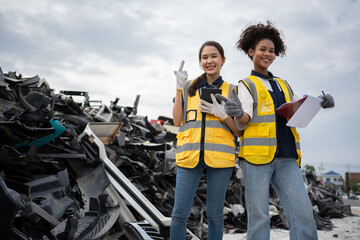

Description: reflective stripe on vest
[175,80,236,168]
[238,76,302,166]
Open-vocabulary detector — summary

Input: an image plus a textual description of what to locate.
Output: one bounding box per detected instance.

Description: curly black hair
[236,20,286,59]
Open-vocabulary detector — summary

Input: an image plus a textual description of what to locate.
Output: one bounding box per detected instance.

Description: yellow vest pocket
[243,145,269,156]
[244,126,269,138]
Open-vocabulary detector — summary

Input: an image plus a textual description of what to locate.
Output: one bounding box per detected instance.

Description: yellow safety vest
[175,80,236,168]
[238,75,302,166]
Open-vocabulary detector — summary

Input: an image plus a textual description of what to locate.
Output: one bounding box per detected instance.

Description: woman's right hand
[174,60,188,90]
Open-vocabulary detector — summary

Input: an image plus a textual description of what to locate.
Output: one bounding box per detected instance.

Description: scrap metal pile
[0,67,351,240]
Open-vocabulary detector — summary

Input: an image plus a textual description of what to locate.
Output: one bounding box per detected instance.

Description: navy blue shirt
[200,76,224,88]
[199,76,224,101]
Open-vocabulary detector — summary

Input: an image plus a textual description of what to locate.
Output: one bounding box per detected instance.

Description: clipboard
[276,95,323,128]
[200,88,222,104]
[276,96,308,119]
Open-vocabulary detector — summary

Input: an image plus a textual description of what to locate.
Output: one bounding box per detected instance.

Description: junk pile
[305,170,353,230]
[0,67,352,240]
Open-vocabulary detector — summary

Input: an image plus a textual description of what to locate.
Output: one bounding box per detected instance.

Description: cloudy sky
[1,0,359,177]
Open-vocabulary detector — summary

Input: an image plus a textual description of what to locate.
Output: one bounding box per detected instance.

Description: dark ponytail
[188,73,206,97]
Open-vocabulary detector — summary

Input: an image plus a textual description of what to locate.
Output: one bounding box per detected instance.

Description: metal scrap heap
[0,67,350,240]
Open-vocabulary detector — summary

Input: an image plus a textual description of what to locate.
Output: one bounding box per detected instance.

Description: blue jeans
[241,158,318,240]
[170,160,233,240]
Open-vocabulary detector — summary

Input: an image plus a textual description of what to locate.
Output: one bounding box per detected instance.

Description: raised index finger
[178,60,185,72]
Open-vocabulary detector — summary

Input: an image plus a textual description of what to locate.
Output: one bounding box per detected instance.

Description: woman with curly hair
[217,21,334,239]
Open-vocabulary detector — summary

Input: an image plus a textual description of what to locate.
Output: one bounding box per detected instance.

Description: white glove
[199,93,228,120]
[174,60,188,90]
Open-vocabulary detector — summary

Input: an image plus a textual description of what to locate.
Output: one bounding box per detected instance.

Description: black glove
[215,88,244,118]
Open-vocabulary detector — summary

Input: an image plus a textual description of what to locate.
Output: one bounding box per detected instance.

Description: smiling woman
[170,41,241,239]
[219,20,335,240]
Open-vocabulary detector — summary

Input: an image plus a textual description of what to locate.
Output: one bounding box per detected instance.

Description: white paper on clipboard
[286,95,323,128]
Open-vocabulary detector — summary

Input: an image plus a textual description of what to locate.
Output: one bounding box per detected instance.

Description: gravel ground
[223,206,360,240]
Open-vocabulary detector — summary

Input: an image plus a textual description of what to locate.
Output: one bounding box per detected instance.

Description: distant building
[344,172,360,196]
[345,172,360,186]
[323,171,343,191]
[346,172,360,182]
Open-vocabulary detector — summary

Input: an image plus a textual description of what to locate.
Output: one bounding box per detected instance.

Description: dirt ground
[223,206,360,240]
